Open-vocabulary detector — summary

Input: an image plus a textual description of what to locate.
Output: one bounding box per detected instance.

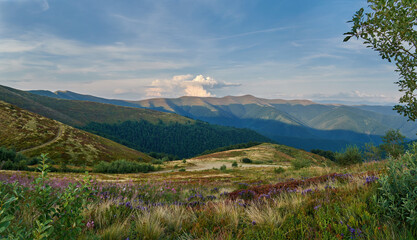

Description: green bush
[241,158,252,163]
[93,160,155,174]
[0,154,94,239]
[151,159,164,165]
[220,165,227,171]
[335,145,362,166]
[310,149,336,161]
[363,142,382,162]
[232,161,238,167]
[274,167,285,174]
[374,142,417,230]
[380,129,405,159]
[178,168,186,172]
[291,158,311,170]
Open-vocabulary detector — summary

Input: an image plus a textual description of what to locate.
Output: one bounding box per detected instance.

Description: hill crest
[0,100,152,165]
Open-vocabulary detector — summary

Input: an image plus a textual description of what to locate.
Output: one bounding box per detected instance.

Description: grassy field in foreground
[0,145,416,239]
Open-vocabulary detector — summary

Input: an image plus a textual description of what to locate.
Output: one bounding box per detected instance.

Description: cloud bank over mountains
[146,74,241,98]
[0,1,402,104]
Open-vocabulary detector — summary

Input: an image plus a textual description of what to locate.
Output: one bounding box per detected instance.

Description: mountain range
[29,89,417,151]
[0,85,271,158]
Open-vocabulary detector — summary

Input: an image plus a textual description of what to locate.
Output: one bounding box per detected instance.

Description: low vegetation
[0,146,38,171]
[198,141,263,156]
[0,139,415,239]
[93,160,156,174]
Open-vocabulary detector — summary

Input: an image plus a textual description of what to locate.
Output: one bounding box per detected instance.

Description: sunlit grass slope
[0,101,152,165]
[191,143,332,167]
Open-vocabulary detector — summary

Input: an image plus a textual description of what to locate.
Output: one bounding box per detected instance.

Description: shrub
[232,161,238,167]
[374,142,417,230]
[363,142,382,162]
[380,129,405,159]
[310,149,336,161]
[178,168,186,172]
[0,154,94,239]
[241,158,252,163]
[335,145,362,166]
[182,159,186,163]
[93,160,155,174]
[220,165,227,171]
[274,167,285,174]
[152,159,164,165]
[291,158,311,170]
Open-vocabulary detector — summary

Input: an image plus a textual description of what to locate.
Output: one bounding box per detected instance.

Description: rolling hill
[192,143,330,165]
[172,143,333,172]
[28,90,417,151]
[0,100,151,165]
[1,85,272,158]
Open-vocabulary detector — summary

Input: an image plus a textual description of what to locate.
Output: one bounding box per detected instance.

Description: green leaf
[343,36,352,42]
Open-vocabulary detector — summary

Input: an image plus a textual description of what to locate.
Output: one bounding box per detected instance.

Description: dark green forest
[81,120,272,158]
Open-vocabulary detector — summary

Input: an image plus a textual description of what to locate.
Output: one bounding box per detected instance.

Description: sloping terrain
[1,85,191,126]
[27,89,417,151]
[1,85,272,158]
[0,101,152,165]
[135,96,417,150]
[174,143,332,171]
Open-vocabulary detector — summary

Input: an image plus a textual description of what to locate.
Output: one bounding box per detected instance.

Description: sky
[0,0,402,104]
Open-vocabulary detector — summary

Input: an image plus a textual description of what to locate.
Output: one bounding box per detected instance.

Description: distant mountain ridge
[0,85,271,158]
[28,89,417,151]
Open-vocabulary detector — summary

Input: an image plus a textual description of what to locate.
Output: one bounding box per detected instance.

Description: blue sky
[0,0,401,104]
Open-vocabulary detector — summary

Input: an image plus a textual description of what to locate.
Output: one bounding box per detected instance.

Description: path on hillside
[19,125,64,154]
[154,160,281,174]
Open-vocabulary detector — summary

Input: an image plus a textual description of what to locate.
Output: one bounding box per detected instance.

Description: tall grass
[0,153,415,239]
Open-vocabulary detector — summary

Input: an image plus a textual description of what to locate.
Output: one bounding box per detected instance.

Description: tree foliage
[374,142,417,230]
[380,129,405,158]
[82,120,271,159]
[335,145,363,166]
[344,0,417,120]
[310,149,336,161]
[93,160,155,174]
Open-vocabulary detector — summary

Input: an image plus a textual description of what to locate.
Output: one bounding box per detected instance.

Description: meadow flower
[86,220,94,229]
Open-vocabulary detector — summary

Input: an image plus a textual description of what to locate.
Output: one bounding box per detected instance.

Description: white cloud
[0,33,190,82]
[146,74,241,97]
[184,85,212,97]
[0,39,38,53]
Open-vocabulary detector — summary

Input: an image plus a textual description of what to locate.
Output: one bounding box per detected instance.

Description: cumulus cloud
[146,74,241,97]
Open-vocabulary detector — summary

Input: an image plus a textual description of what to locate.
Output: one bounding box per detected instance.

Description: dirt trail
[19,125,64,154]
[154,160,281,174]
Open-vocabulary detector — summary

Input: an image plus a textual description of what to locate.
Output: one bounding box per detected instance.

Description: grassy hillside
[26,89,417,151]
[1,85,272,157]
[0,100,152,165]
[191,143,332,167]
[136,96,417,150]
[0,85,192,126]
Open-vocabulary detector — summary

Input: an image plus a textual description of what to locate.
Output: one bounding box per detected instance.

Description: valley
[0,87,415,239]
[1,1,416,239]
[29,89,417,151]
